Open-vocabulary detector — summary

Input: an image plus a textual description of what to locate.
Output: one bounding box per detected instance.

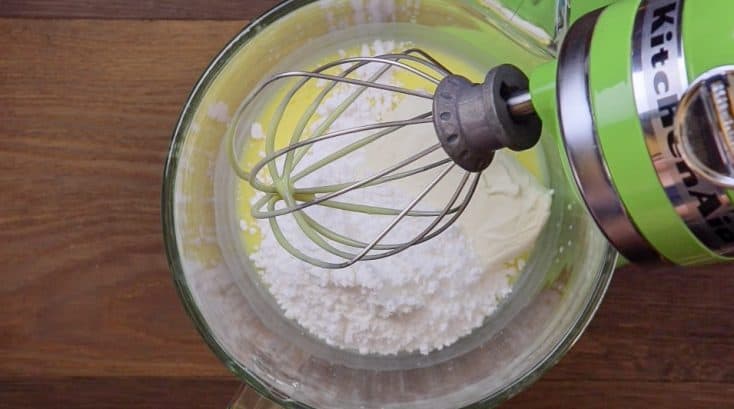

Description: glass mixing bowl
[162,1,618,408]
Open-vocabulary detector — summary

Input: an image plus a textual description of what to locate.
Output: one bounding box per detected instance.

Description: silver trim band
[631,0,734,256]
[557,9,659,262]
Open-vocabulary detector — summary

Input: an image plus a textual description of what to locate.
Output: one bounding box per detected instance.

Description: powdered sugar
[243,40,552,355]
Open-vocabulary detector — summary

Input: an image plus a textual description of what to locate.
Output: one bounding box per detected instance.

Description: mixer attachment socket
[433,64,542,172]
[675,66,734,188]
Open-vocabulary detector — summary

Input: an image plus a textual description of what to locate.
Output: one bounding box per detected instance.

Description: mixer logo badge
[650,3,676,69]
[634,0,734,252]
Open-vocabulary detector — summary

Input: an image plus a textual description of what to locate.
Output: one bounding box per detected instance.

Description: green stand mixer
[527,0,734,266]
[232,0,734,268]
[164,0,734,408]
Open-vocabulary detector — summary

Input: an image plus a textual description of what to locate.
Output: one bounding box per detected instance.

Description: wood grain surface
[1,0,281,20]
[1,6,733,409]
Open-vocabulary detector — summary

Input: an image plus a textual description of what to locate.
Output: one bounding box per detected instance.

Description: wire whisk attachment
[228,48,541,269]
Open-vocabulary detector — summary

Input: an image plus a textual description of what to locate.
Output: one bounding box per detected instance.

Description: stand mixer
[230,0,734,268]
[163,0,734,407]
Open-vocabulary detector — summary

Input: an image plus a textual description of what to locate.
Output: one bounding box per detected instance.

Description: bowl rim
[161,1,618,407]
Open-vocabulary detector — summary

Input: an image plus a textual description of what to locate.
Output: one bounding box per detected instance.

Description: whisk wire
[248,64,397,193]
[296,166,472,253]
[263,53,440,205]
[268,164,470,269]
[228,52,443,181]
[401,48,454,76]
[228,48,484,268]
[247,115,433,192]
[292,157,452,195]
[344,164,457,267]
[285,54,445,175]
[251,143,442,218]
[347,170,477,264]
[282,59,396,179]
[291,114,433,182]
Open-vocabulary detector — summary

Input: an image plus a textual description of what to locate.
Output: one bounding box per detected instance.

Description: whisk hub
[433,64,542,172]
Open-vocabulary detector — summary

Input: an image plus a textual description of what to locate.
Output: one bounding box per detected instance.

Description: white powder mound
[249,153,550,355]
[245,40,552,355]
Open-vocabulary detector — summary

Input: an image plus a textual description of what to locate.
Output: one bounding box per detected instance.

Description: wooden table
[1,1,733,408]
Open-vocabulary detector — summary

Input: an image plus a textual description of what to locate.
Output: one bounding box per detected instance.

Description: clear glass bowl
[162,1,618,408]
